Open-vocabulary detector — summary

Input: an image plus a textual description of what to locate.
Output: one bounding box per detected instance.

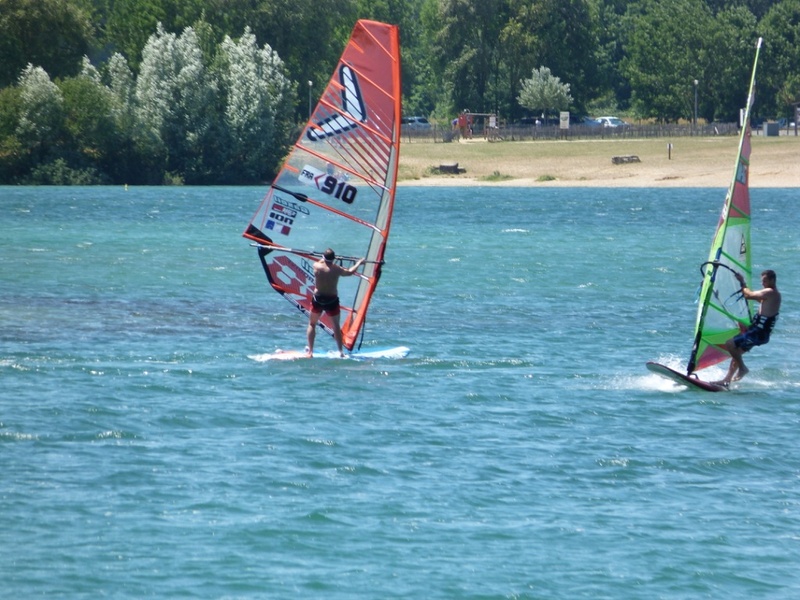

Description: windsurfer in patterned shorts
[306,248,365,357]
[717,269,781,386]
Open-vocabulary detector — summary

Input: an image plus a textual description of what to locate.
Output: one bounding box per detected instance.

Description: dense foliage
[0,0,797,184]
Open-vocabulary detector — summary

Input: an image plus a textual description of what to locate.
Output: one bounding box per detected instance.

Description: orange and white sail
[244,20,401,351]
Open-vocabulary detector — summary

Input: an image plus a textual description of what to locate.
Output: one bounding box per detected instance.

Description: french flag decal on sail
[265,220,290,236]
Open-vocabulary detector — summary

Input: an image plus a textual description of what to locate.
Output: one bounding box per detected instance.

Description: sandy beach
[397,133,799,187]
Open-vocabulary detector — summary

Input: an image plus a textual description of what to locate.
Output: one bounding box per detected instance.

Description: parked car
[596,116,630,128]
[401,116,432,130]
[580,116,602,127]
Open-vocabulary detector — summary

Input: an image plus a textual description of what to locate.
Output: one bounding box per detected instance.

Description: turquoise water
[2,185,799,598]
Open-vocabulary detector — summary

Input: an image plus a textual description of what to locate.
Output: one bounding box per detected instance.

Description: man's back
[760,287,781,317]
[314,260,345,296]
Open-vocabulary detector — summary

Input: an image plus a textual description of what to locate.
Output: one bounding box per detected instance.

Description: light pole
[693,79,698,133]
[308,80,313,120]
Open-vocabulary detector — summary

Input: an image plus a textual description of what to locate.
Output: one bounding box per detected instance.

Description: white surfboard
[249,346,410,362]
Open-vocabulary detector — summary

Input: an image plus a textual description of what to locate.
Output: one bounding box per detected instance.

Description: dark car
[580,116,602,127]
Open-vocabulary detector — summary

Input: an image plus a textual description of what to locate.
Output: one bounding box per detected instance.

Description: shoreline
[396,135,800,188]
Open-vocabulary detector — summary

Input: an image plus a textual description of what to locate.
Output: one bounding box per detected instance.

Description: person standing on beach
[717,269,781,385]
[306,248,365,357]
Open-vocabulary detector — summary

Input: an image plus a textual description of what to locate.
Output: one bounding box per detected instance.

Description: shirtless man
[718,269,781,385]
[306,248,365,357]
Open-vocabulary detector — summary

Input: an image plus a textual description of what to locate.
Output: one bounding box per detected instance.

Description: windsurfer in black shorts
[306,248,365,357]
[717,269,781,386]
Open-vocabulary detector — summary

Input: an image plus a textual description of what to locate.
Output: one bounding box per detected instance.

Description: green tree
[758,0,800,118]
[623,0,763,123]
[135,24,219,183]
[107,53,136,130]
[529,0,598,113]
[496,1,543,120]
[623,0,715,121]
[592,0,633,111]
[16,64,65,163]
[414,0,453,119]
[493,0,598,119]
[105,52,156,183]
[517,66,573,120]
[4,0,800,183]
[0,86,24,181]
[103,0,208,71]
[217,28,296,182]
[106,0,168,72]
[435,0,508,114]
[241,0,356,122]
[704,0,775,20]
[354,0,433,117]
[426,0,599,122]
[57,59,117,182]
[704,6,757,121]
[0,0,94,87]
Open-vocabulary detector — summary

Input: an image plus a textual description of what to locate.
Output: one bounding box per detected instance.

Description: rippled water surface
[2,185,799,598]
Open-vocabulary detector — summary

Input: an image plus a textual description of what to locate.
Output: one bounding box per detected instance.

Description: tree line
[1,0,798,185]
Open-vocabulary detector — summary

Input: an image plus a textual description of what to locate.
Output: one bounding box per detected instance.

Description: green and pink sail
[687,38,762,374]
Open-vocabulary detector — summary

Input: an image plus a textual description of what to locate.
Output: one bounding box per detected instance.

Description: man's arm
[735,273,773,301]
[343,258,365,276]
[336,258,365,277]
[742,287,774,301]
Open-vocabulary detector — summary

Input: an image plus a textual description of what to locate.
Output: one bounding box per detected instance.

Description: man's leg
[732,349,749,381]
[723,339,747,383]
[719,359,737,385]
[306,312,320,357]
[331,314,344,357]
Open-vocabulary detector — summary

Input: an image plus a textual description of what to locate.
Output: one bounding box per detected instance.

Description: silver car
[596,116,629,128]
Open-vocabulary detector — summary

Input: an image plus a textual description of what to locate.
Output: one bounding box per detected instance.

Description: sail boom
[249,242,385,265]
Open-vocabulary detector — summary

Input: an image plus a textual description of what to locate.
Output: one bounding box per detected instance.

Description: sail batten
[243,20,401,352]
[686,38,762,375]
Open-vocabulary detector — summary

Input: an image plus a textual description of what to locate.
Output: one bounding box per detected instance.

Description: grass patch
[479,170,513,182]
[397,136,800,185]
